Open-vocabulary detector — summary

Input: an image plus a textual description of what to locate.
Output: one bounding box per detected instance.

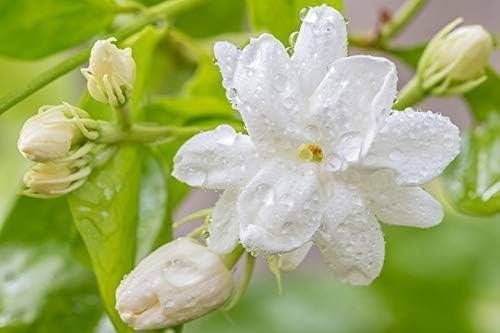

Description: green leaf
[464,68,500,123]
[68,146,141,333]
[443,115,500,216]
[385,43,425,69]
[0,197,103,332]
[246,0,344,44]
[136,150,167,261]
[0,0,117,59]
[174,0,246,38]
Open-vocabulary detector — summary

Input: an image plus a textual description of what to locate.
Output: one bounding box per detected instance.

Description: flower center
[298,143,323,163]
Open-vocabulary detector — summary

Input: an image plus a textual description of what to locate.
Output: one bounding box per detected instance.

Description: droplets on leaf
[289,31,299,47]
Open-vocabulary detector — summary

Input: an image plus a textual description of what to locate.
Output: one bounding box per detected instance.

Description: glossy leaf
[0,197,103,332]
[246,0,344,44]
[443,115,500,216]
[464,68,500,122]
[0,0,117,59]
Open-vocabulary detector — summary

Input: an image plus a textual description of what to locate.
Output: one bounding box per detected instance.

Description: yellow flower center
[298,143,323,163]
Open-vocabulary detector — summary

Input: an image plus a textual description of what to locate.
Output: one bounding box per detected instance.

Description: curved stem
[0,0,206,116]
[222,245,245,269]
[223,253,255,312]
[378,0,428,46]
[393,76,427,110]
[172,208,212,229]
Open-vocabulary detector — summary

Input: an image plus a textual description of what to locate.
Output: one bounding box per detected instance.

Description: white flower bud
[23,162,89,197]
[418,19,493,95]
[81,38,136,106]
[18,105,84,163]
[116,238,233,330]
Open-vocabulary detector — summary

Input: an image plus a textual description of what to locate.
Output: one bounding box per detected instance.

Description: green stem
[378,0,428,46]
[393,76,427,110]
[223,253,255,312]
[173,208,212,229]
[112,104,132,130]
[222,245,245,269]
[97,122,205,144]
[0,0,206,116]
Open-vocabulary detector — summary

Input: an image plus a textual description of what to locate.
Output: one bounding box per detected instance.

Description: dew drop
[299,6,311,20]
[255,183,274,205]
[304,124,322,142]
[163,259,202,287]
[186,167,206,187]
[201,230,210,239]
[389,148,405,162]
[273,73,285,92]
[289,31,299,47]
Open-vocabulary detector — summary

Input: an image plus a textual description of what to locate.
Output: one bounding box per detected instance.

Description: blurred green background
[1,0,500,332]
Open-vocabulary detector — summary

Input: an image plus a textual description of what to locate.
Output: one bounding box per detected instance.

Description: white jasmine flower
[18,104,93,162]
[418,19,493,95]
[116,238,233,330]
[173,5,461,285]
[81,38,136,106]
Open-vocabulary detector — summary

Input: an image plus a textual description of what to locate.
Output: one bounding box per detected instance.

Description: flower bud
[18,105,81,162]
[418,19,493,95]
[23,161,91,198]
[116,238,234,330]
[81,38,136,106]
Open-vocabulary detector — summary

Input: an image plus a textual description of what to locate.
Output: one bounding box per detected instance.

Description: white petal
[362,109,461,185]
[292,5,347,96]
[362,170,444,228]
[172,125,260,189]
[315,180,384,285]
[207,189,240,254]
[213,41,240,98]
[280,242,312,272]
[309,56,398,163]
[238,159,322,255]
[232,34,305,158]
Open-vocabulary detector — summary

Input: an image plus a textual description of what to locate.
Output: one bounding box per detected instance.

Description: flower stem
[393,76,427,110]
[97,122,206,144]
[223,253,255,312]
[173,208,212,229]
[378,0,428,46]
[222,245,245,269]
[0,0,206,116]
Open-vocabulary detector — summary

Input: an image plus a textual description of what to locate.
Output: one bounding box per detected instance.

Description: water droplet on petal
[304,124,322,142]
[389,148,405,162]
[289,31,299,47]
[255,183,274,205]
[299,6,311,20]
[186,167,206,187]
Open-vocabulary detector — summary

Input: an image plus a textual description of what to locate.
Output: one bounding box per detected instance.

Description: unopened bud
[116,238,233,330]
[81,38,136,106]
[418,19,493,95]
[22,161,91,198]
[18,104,95,163]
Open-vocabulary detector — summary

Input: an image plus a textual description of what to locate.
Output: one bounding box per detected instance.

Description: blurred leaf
[188,275,390,333]
[0,0,117,59]
[0,197,103,332]
[174,0,246,38]
[464,68,500,123]
[246,0,344,44]
[68,26,162,332]
[443,115,500,216]
[385,43,425,69]
[183,55,227,99]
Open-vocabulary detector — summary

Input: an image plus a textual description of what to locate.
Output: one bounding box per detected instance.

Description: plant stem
[393,76,427,110]
[222,245,245,269]
[378,0,428,46]
[97,122,205,144]
[0,0,206,116]
[173,208,212,229]
[223,253,255,311]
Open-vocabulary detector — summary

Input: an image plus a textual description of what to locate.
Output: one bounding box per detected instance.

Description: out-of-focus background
[0,1,499,332]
